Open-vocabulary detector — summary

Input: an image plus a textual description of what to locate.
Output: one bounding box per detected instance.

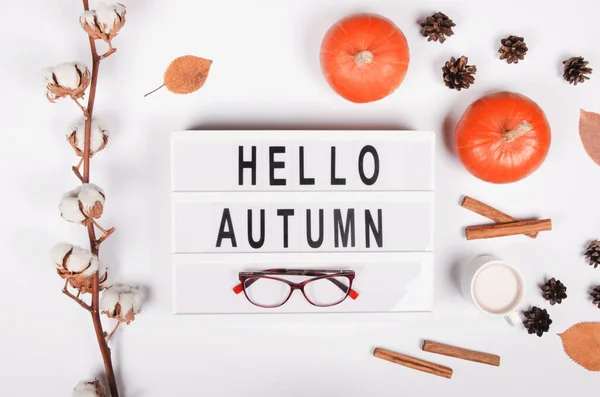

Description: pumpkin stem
[503,121,534,142]
[354,50,374,66]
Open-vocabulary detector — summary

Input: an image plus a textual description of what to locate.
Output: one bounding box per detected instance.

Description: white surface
[1,0,600,395]
[174,253,433,314]
[172,130,434,314]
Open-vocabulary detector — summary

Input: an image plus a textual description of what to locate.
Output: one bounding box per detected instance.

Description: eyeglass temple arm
[233,272,359,300]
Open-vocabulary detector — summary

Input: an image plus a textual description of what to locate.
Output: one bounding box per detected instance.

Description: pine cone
[591,286,600,309]
[563,56,592,85]
[498,35,528,64]
[541,278,567,305]
[442,56,476,91]
[584,240,600,268]
[523,306,552,337]
[420,12,456,43]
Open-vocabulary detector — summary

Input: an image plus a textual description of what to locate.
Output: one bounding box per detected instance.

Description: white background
[1,0,599,395]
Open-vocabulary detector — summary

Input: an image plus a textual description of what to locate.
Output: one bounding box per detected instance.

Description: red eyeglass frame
[233,269,359,308]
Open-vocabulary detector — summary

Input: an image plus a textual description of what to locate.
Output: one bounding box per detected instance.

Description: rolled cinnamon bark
[461,196,538,238]
[373,348,453,379]
[465,219,551,240]
[422,340,500,366]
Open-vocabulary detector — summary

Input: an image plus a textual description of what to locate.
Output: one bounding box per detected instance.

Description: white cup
[461,254,524,326]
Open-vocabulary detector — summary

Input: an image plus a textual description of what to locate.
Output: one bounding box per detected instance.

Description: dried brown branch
[62,281,92,311]
[100,47,117,60]
[72,165,84,182]
[92,219,113,235]
[95,227,115,247]
[106,321,121,342]
[72,98,89,118]
[80,1,119,396]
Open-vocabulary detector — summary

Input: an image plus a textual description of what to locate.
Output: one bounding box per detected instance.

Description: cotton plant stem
[62,280,91,311]
[92,219,112,235]
[106,322,121,342]
[72,165,84,182]
[81,1,119,396]
[72,98,88,117]
[96,227,116,247]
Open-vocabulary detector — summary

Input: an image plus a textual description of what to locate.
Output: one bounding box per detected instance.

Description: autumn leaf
[145,55,212,97]
[558,322,600,371]
[579,109,600,167]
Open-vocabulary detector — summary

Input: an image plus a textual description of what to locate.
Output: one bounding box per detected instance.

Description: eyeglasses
[233,269,359,308]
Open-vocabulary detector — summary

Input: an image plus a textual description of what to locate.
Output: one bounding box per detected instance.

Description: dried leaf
[145,55,212,97]
[579,109,600,166]
[558,322,600,371]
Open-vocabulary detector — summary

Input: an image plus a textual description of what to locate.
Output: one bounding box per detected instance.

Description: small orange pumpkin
[455,92,551,184]
[320,14,410,103]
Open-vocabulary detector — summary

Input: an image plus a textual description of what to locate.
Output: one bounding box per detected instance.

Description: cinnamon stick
[373,348,453,379]
[465,219,552,240]
[461,196,537,239]
[422,340,500,367]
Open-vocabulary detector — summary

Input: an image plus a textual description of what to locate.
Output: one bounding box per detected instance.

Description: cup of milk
[461,255,524,325]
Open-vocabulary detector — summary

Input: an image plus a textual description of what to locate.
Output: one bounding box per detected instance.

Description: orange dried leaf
[145,55,212,97]
[558,322,600,371]
[579,109,600,166]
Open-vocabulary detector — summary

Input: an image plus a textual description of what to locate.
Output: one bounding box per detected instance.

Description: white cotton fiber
[95,3,125,34]
[68,119,109,155]
[51,242,73,267]
[72,380,104,397]
[51,62,82,89]
[100,284,142,315]
[78,184,105,208]
[59,191,86,223]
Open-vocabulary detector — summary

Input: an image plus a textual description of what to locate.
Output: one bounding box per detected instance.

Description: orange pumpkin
[455,92,551,184]
[320,14,410,103]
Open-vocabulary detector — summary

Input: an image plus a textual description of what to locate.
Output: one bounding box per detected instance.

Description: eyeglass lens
[243,277,291,308]
[304,276,350,306]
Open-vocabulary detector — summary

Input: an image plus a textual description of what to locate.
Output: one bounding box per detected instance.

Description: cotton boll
[78,184,105,219]
[52,62,83,89]
[44,62,90,103]
[59,191,86,224]
[68,246,99,275]
[69,258,108,294]
[96,3,125,34]
[73,380,105,397]
[80,3,126,42]
[101,284,142,324]
[60,184,106,224]
[51,242,96,274]
[52,243,106,294]
[67,119,109,156]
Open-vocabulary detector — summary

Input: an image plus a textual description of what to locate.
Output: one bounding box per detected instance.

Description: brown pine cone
[523,306,552,337]
[563,56,592,85]
[584,240,600,268]
[541,278,567,305]
[591,286,600,309]
[442,56,476,91]
[420,12,456,43]
[498,35,528,64]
